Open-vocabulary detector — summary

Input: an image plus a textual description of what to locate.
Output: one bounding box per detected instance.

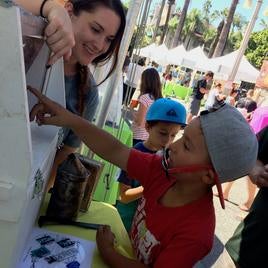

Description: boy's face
[146,122,182,151]
[168,118,211,169]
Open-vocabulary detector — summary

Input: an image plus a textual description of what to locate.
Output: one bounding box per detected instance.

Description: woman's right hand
[28,86,74,127]
[43,1,75,65]
[15,0,75,65]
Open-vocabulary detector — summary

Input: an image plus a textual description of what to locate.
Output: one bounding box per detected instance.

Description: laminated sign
[17,227,95,268]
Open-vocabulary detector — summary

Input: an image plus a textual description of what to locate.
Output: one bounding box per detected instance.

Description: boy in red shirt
[28,87,258,268]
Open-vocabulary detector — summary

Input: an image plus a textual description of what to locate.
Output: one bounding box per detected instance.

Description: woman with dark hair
[132,68,163,145]
[47,0,126,189]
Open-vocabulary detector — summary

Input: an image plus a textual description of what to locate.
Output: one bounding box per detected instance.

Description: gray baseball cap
[200,104,258,208]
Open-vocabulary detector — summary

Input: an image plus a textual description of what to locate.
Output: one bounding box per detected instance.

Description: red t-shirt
[127,149,215,268]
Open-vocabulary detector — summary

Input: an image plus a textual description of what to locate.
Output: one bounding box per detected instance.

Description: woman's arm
[14,0,75,64]
[133,103,147,127]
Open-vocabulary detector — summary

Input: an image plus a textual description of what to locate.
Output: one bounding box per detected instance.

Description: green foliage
[259,19,268,30]
[245,29,268,69]
[229,31,243,50]
[122,0,130,9]
[168,16,179,34]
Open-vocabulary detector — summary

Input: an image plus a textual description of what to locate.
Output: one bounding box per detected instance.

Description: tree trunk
[172,0,191,48]
[213,0,239,57]
[208,19,224,58]
[159,0,174,45]
[152,0,166,43]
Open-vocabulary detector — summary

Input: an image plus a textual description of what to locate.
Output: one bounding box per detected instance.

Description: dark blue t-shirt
[117,142,156,187]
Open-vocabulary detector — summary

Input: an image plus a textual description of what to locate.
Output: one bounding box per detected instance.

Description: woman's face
[67,4,121,65]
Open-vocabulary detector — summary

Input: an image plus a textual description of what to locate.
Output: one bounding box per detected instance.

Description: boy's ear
[202,170,215,186]
[145,122,150,132]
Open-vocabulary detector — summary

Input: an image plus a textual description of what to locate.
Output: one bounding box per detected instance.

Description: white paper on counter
[17,227,95,268]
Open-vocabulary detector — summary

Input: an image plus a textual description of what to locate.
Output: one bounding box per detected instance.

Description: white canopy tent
[139,43,157,58]
[180,46,209,69]
[139,44,260,83]
[166,44,187,66]
[149,44,169,66]
[200,50,260,83]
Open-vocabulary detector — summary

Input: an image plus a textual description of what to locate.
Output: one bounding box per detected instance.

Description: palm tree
[259,18,268,30]
[152,0,166,43]
[208,20,224,58]
[171,0,190,48]
[160,0,175,44]
[181,9,204,49]
[202,0,212,27]
[231,14,247,33]
[213,0,239,57]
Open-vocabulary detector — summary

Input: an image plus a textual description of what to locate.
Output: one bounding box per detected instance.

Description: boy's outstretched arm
[97,225,147,268]
[28,87,130,171]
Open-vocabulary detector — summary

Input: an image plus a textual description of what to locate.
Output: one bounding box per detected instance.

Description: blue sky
[124,0,268,32]
[173,0,267,32]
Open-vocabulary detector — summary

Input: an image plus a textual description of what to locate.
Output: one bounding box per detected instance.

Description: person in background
[220,89,258,211]
[226,126,268,267]
[225,87,238,106]
[164,71,173,81]
[236,89,257,121]
[132,68,163,146]
[221,90,257,211]
[205,83,225,110]
[122,50,131,74]
[123,57,145,105]
[13,0,75,65]
[187,71,214,123]
[46,0,126,190]
[116,98,186,232]
[28,86,258,268]
[180,69,192,87]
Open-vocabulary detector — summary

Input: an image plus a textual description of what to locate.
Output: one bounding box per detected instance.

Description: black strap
[38,215,102,230]
[40,0,49,18]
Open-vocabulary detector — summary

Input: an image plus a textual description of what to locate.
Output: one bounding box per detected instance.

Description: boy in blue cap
[28,87,258,268]
[116,98,186,232]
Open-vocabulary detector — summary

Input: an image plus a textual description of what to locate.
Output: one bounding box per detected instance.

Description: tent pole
[225,0,262,93]
[94,0,144,130]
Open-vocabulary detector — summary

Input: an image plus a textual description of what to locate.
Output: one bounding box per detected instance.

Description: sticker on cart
[17,227,95,268]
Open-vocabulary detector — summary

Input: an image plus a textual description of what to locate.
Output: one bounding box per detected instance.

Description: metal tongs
[25,33,52,96]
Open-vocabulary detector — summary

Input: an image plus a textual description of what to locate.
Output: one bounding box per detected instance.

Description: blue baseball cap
[146,98,186,126]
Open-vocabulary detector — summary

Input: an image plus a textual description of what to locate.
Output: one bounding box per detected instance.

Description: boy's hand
[96,225,116,256]
[27,86,73,127]
[250,161,268,188]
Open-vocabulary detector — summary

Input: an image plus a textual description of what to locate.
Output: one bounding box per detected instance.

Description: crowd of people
[6,0,268,267]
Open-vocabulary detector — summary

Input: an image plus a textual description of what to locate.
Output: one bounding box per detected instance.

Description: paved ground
[197,176,258,267]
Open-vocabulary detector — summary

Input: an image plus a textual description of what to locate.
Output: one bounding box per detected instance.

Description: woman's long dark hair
[140,68,163,100]
[69,0,126,114]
